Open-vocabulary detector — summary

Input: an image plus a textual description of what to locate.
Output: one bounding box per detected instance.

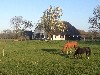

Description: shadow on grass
[41,48,92,60]
[41,48,71,58]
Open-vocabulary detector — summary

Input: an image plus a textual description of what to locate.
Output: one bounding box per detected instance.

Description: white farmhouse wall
[52,35,65,40]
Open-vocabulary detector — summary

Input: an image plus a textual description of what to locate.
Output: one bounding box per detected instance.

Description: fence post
[3,49,4,56]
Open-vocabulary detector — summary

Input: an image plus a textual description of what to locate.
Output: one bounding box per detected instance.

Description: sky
[0,0,100,32]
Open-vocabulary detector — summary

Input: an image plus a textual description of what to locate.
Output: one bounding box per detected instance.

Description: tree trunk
[92,36,94,41]
[83,37,85,41]
[48,33,51,40]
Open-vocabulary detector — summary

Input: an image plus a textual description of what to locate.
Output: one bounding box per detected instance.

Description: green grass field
[0,40,100,75]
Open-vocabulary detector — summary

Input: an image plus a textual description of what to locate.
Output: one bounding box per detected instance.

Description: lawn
[0,40,100,75]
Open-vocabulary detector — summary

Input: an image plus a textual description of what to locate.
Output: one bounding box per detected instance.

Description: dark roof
[34,21,80,36]
[24,31,33,35]
[63,21,80,35]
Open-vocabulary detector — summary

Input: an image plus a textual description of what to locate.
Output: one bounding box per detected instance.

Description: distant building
[24,30,33,40]
[33,21,81,40]
[33,26,66,40]
[33,27,47,40]
[63,21,81,40]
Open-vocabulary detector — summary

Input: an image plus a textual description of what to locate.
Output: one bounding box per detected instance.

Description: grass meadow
[0,40,100,75]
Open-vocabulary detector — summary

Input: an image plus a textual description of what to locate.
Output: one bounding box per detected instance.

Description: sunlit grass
[0,40,100,75]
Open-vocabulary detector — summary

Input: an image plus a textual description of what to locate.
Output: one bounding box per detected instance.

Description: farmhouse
[33,21,81,40]
[33,26,65,40]
[23,30,33,40]
[63,21,81,40]
[33,26,47,40]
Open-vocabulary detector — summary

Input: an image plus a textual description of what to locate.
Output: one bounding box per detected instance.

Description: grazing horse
[62,41,78,54]
[74,47,91,59]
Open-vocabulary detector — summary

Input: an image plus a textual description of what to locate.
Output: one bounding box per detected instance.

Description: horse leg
[66,50,68,54]
[69,48,72,54]
[87,57,89,59]
[86,52,89,59]
[80,54,82,59]
[74,45,77,51]
[74,55,76,58]
[66,47,69,54]
[86,55,89,59]
[76,54,79,59]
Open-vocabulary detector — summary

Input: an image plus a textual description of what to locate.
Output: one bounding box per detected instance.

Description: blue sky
[0,0,100,32]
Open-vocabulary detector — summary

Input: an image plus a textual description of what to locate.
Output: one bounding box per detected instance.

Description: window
[41,33,44,38]
[60,35,64,38]
[55,35,56,38]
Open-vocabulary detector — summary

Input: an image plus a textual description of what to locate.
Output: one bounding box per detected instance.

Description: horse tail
[61,45,67,53]
[88,49,91,56]
[62,46,65,53]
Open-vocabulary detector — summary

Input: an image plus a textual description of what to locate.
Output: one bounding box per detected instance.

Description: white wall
[52,35,65,40]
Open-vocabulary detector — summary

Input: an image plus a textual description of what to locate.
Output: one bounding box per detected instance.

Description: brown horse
[74,47,91,59]
[62,41,78,54]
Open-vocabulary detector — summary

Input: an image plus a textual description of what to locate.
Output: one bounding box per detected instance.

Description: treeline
[0,29,100,41]
[78,29,100,41]
[0,29,23,39]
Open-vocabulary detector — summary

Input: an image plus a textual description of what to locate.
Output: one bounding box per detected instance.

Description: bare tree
[89,5,100,31]
[88,27,99,40]
[10,16,33,39]
[88,5,100,40]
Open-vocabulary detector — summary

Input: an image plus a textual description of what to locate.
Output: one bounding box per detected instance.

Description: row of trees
[0,29,16,39]
[0,28,99,40]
